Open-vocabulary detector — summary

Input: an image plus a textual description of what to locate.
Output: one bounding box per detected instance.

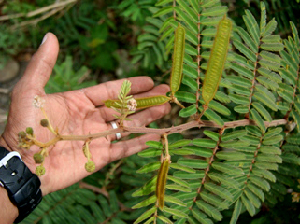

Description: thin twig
[11,6,64,30]
[104,160,123,187]
[79,181,108,197]
[0,88,9,94]
[173,0,176,21]
[0,0,78,22]
[190,128,225,210]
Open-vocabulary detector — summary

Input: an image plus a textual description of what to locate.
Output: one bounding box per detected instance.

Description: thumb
[15,33,59,94]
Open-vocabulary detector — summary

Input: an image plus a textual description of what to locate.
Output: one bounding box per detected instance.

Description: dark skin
[0,33,171,223]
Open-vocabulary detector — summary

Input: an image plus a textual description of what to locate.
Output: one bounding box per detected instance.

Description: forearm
[0,138,19,224]
[0,187,19,224]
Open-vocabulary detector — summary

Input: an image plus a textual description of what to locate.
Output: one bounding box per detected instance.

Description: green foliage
[20,183,130,224]
[249,0,300,37]
[9,0,300,224]
[129,1,300,223]
[117,0,156,25]
[45,56,97,93]
[131,7,170,70]
[0,25,26,69]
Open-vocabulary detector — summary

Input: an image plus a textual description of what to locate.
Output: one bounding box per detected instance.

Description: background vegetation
[0,0,299,223]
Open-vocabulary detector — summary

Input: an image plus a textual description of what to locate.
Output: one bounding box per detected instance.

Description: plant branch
[190,128,224,210]
[284,62,300,119]
[124,119,288,134]
[0,0,78,22]
[195,10,203,114]
[79,181,108,197]
[246,42,260,119]
[28,119,288,148]
[173,0,176,21]
[11,6,64,30]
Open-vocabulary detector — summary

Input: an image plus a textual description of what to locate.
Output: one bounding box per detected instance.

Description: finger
[107,101,170,141]
[108,133,161,162]
[106,86,171,141]
[80,77,154,106]
[124,102,171,128]
[13,33,59,95]
[98,84,170,121]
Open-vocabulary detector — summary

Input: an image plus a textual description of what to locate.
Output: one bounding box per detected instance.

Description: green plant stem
[198,104,208,120]
[171,96,185,108]
[41,108,57,135]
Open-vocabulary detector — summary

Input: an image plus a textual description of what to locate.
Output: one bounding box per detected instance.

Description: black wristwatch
[0,146,42,223]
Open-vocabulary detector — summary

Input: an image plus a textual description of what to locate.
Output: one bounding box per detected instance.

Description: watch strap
[0,146,42,223]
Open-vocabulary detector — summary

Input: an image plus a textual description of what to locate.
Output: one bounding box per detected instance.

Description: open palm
[1,33,170,195]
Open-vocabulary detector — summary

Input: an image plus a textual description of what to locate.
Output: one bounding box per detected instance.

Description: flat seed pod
[170,24,186,95]
[156,159,170,209]
[202,16,232,105]
[105,95,170,109]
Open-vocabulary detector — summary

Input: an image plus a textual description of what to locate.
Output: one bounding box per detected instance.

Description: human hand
[0,33,171,196]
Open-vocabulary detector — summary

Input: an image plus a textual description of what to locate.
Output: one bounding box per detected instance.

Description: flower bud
[34,153,44,164]
[40,119,50,127]
[33,95,45,108]
[26,127,34,135]
[85,161,95,173]
[36,165,46,176]
[127,98,137,111]
[18,131,26,139]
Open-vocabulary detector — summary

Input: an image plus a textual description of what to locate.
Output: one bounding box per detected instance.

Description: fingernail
[40,33,49,46]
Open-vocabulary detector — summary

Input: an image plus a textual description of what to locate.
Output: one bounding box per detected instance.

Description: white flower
[127,98,137,111]
[33,95,45,108]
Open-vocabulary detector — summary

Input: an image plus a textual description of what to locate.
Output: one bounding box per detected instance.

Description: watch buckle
[0,151,22,168]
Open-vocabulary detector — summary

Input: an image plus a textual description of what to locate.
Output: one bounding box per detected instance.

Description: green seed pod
[26,127,34,135]
[202,16,232,105]
[18,131,26,139]
[34,153,44,164]
[40,119,50,127]
[170,25,186,95]
[85,161,95,173]
[105,95,170,109]
[36,165,46,176]
[156,159,170,209]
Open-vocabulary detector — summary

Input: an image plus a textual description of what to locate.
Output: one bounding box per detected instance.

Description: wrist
[0,134,10,151]
[0,134,48,195]
[0,144,43,223]
[0,186,19,224]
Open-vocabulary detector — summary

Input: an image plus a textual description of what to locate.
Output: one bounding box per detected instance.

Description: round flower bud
[36,165,46,176]
[26,127,34,135]
[127,98,137,111]
[40,119,50,127]
[18,131,26,139]
[34,153,44,164]
[85,161,95,173]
